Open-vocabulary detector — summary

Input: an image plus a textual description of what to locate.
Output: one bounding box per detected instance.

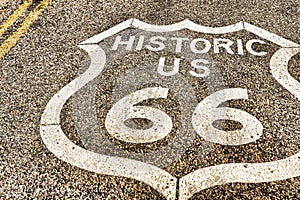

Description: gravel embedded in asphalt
[0,0,299,199]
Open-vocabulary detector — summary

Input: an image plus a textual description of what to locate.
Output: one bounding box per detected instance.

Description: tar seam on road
[0,0,51,60]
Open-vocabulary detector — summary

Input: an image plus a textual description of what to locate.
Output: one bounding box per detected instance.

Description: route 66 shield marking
[40,18,300,199]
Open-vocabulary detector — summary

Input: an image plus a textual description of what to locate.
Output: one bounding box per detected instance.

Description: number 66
[105,87,263,145]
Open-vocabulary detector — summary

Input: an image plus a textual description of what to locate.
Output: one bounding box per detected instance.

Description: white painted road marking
[110,34,268,55]
[105,87,173,143]
[192,88,263,145]
[40,19,300,200]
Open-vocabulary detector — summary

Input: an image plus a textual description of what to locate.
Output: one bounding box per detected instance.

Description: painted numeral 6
[105,87,263,145]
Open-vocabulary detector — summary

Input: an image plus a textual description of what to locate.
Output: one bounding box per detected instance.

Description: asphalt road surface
[1,0,299,199]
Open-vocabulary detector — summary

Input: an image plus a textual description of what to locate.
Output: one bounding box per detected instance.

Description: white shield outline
[40,18,300,200]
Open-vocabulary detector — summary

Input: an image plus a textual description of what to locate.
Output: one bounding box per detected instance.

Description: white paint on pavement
[192,88,263,145]
[40,19,300,200]
[132,18,244,33]
[105,87,173,143]
[41,45,105,125]
[179,147,300,199]
[80,18,244,45]
[270,48,300,100]
[40,43,177,200]
[40,125,177,199]
[244,22,299,48]
[79,19,133,45]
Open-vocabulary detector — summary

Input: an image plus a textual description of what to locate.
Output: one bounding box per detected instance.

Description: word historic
[111,35,268,56]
